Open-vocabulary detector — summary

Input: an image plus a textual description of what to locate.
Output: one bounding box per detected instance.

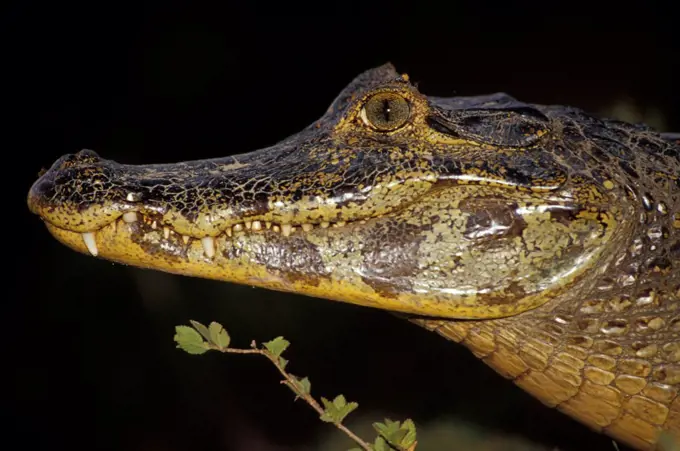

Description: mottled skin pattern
[28,64,679,449]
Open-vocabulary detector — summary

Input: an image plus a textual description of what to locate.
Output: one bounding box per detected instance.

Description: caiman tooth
[281,224,292,237]
[182,235,190,244]
[201,236,215,258]
[233,223,244,234]
[272,225,281,233]
[245,221,252,230]
[151,220,157,229]
[265,221,272,229]
[320,221,330,228]
[301,223,313,232]
[82,232,98,256]
[252,221,262,231]
[122,212,138,223]
[163,227,170,239]
[225,227,232,237]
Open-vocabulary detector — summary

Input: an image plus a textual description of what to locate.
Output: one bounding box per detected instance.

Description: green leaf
[264,336,290,356]
[208,321,230,349]
[189,320,211,342]
[320,397,334,411]
[288,376,311,396]
[333,394,348,409]
[277,356,288,370]
[297,377,311,395]
[400,419,417,448]
[174,325,208,355]
[373,419,396,436]
[319,395,358,424]
[319,409,333,422]
[374,418,417,449]
[373,437,390,451]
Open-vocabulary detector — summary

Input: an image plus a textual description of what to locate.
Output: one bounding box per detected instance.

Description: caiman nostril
[75,149,100,159]
[70,149,101,165]
[28,148,109,221]
[50,149,102,171]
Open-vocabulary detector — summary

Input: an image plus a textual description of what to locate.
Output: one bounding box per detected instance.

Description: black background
[7,2,679,450]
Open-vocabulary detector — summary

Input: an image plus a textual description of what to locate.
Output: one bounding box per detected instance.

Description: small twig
[175,323,416,450]
[210,344,373,451]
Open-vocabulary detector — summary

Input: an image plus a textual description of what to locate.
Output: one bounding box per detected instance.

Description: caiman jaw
[27,145,442,317]
[28,63,624,320]
[28,155,387,259]
[27,148,375,255]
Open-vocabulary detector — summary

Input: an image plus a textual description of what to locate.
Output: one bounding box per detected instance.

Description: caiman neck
[416,157,680,451]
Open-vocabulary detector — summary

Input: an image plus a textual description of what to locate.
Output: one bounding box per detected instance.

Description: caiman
[27,64,680,450]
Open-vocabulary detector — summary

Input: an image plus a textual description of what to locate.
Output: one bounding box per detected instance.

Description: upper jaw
[27,143,436,239]
[25,147,375,259]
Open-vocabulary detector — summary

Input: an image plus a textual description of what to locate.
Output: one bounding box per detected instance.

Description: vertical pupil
[382,99,391,122]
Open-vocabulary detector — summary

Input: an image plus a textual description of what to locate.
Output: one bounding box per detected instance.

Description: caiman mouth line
[65,209,377,258]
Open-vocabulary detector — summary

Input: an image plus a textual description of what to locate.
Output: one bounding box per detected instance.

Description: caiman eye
[360,92,410,131]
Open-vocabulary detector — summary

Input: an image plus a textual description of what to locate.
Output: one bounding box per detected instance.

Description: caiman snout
[28,149,124,232]
[29,149,103,207]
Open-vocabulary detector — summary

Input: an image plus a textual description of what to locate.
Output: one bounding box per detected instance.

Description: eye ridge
[361,92,410,132]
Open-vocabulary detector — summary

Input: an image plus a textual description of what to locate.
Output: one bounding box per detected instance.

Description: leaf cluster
[174,321,417,450]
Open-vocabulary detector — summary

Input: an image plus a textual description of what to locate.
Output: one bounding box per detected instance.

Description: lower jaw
[41,220,409,314]
[44,221,270,282]
[42,216,542,320]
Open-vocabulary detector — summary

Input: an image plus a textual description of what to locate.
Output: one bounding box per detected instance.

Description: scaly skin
[27,64,679,450]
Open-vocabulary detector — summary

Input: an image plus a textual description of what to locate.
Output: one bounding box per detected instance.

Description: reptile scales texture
[28,64,680,450]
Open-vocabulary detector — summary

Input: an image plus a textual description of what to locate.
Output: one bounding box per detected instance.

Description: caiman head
[27,64,624,319]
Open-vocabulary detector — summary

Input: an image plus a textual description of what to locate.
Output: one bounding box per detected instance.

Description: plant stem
[211,344,373,451]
